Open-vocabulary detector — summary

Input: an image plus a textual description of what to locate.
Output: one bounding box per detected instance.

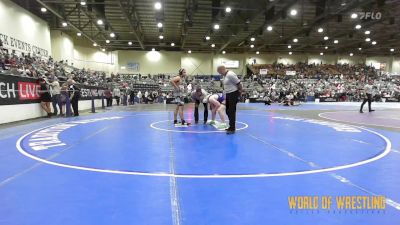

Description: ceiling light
[390,48,395,52]
[157,22,163,28]
[128,41,132,45]
[372,41,377,45]
[152,48,155,51]
[41,7,47,13]
[97,19,103,25]
[267,26,273,31]
[365,30,370,35]
[188,50,192,53]
[159,35,164,39]
[102,48,105,52]
[171,43,175,46]
[214,24,220,30]
[62,22,68,27]
[355,24,361,29]
[154,2,162,10]
[250,37,255,42]
[77,32,82,37]
[318,28,323,33]
[290,9,297,16]
[106,40,110,43]
[351,13,358,19]
[211,43,215,48]
[288,45,292,48]
[110,33,115,38]
[358,47,362,51]
[325,46,328,49]
[289,52,292,55]
[256,51,260,54]
[350,53,353,56]
[222,50,226,54]
[334,40,339,44]
[93,43,97,47]
[293,38,298,43]
[80,1,86,6]
[205,36,210,40]
[324,36,329,40]
[225,7,232,13]
[365,38,371,42]
[250,44,254,48]
[320,52,324,56]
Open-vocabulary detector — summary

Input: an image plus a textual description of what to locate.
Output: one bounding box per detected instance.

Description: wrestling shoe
[181,120,191,126]
[226,129,236,135]
[217,123,228,130]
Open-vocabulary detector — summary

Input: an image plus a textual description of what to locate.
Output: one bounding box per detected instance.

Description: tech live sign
[0,75,41,105]
[0,33,49,57]
[0,75,107,105]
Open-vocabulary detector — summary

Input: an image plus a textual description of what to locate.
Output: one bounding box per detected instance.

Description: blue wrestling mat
[0,103,399,225]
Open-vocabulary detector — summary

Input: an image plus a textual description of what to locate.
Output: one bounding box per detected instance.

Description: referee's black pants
[194,100,208,123]
[360,93,372,111]
[71,97,79,116]
[226,90,239,130]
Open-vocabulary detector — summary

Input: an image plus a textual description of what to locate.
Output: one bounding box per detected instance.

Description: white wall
[246,53,277,65]
[181,53,213,75]
[366,56,392,72]
[0,99,104,124]
[392,57,400,74]
[213,54,246,75]
[0,0,51,57]
[117,50,181,75]
[73,46,117,74]
[277,54,306,64]
[50,30,74,63]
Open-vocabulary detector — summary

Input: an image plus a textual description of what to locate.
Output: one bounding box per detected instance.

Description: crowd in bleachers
[1,47,399,107]
[246,63,399,103]
[251,62,378,78]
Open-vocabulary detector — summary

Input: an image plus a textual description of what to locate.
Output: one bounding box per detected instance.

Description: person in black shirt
[67,79,80,116]
[191,86,208,124]
[38,78,52,118]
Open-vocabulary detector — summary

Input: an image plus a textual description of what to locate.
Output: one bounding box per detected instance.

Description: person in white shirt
[144,90,149,104]
[113,87,121,106]
[360,79,375,113]
[49,77,61,116]
[137,91,142,104]
[218,65,242,134]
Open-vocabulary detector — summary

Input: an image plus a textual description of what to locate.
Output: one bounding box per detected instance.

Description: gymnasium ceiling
[12,0,400,55]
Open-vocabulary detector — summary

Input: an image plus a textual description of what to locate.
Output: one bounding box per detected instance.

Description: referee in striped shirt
[360,79,375,113]
[218,65,243,134]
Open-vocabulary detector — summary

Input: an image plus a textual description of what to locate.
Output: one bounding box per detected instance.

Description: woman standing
[38,78,52,118]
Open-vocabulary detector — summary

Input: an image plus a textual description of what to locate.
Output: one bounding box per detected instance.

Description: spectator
[104,88,113,107]
[137,91,142,104]
[113,86,121,106]
[68,79,80,116]
[38,77,52,118]
[49,77,61,116]
[60,84,69,116]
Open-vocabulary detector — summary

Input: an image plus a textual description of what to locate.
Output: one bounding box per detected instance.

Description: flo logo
[359,12,382,20]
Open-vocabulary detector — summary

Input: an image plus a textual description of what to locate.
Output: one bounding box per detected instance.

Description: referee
[218,65,242,134]
[191,86,209,124]
[360,79,375,113]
